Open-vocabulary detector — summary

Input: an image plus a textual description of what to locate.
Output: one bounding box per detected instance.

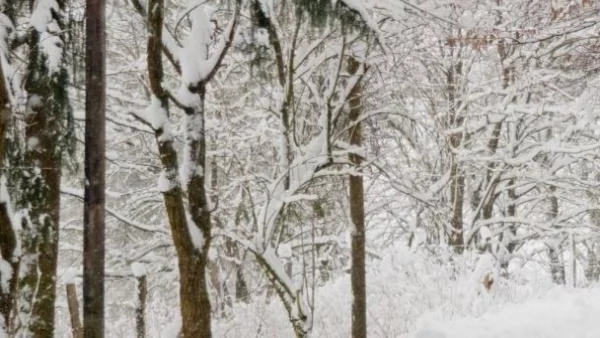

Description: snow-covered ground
[412,286,600,338]
[205,244,600,338]
[144,242,600,337]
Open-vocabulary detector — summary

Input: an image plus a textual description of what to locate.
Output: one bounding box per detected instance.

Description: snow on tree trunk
[138,0,240,336]
[447,60,465,254]
[17,0,74,335]
[0,12,18,330]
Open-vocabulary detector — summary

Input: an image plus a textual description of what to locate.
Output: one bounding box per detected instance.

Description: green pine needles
[294,0,367,32]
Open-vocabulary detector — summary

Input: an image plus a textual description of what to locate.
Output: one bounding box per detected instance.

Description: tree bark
[585,243,600,283]
[347,56,366,338]
[136,275,147,338]
[18,0,73,334]
[83,0,106,336]
[0,29,17,332]
[548,188,565,285]
[66,284,83,338]
[235,267,249,302]
[447,61,464,254]
[144,0,242,335]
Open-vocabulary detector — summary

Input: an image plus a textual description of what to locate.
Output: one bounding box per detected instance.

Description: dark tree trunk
[136,275,147,338]
[448,157,464,253]
[0,34,18,332]
[347,56,366,338]
[83,0,106,336]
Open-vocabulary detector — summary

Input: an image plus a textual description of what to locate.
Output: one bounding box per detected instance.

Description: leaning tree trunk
[348,56,367,338]
[19,0,75,335]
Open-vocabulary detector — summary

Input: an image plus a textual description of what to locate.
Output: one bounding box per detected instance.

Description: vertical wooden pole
[84,0,106,336]
[347,56,366,338]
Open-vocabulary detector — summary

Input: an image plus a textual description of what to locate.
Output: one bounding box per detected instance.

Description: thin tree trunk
[448,157,464,253]
[585,243,600,283]
[235,267,249,302]
[549,245,566,285]
[83,0,106,336]
[446,60,464,253]
[548,188,565,285]
[136,275,147,338]
[347,56,366,338]
[505,179,517,254]
[66,284,83,338]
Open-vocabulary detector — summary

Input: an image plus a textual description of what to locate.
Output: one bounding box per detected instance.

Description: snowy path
[412,287,600,338]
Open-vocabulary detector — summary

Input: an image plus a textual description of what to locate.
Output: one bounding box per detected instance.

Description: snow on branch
[340,0,390,54]
[30,0,64,73]
[60,188,168,235]
[30,0,59,32]
[130,95,173,141]
[130,0,182,71]
[177,0,239,92]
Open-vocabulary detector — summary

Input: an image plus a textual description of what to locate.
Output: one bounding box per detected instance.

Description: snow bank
[412,286,600,338]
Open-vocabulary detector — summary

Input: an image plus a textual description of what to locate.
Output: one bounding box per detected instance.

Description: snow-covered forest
[1,0,600,337]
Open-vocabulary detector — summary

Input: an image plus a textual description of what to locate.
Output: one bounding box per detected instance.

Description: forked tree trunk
[347,56,366,338]
[144,1,239,335]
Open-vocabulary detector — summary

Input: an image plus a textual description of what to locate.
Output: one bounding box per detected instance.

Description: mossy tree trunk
[18,0,74,335]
